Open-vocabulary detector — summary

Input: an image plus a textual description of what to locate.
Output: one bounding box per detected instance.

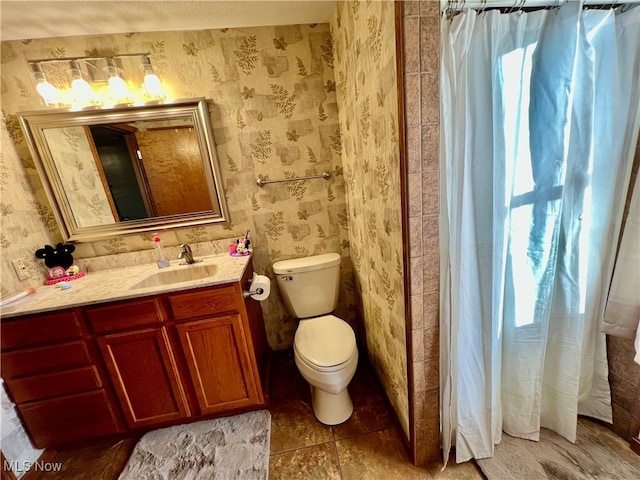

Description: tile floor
[268,350,485,480]
[19,351,485,480]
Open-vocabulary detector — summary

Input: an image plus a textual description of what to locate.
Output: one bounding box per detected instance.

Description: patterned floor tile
[269,384,334,454]
[270,442,342,480]
[336,428,432,480]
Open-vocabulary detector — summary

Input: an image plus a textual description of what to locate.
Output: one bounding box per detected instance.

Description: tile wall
[402,0,441,465]
[608,139,640,442]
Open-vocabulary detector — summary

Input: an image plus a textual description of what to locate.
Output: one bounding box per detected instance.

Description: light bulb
[105,64,131,104]
[69,60,100,107]
[71,77,94,104]
[33,71,59,106]
[140,56,164,100]
[144,72,163,98]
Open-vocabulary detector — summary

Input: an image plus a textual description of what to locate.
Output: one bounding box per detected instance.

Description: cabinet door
[175,315,259,415]
[98,327,189,428]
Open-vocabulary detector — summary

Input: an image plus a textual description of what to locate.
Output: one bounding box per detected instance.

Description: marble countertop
[0,253,252,319]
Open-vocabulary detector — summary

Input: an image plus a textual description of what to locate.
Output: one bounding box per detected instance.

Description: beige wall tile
[420,15,440,74]
[421,123,439,170]
[404,1,421,16]
[404,74,421,126]
[410,257,424,296]
[423,388,440,423]
[413,328,425,363]
[423,326,439,360]
[409,216,423,258]
[421,73,440,125]
[420,0,442,15]
[409,173,424,217]
[415,387,439,422]
[403,16,421,74]
[415,417,440,464]
[609,373,637,412]
[424,357,439,391]
[413,361,426,393]
[407,125,422,174]
[411,294,424,330]
[404,1,442,462]
[414,393,427,422]
[423,292,439,329]
[422,170,439,215]
[422,214,439,256]
[423,254,439,293]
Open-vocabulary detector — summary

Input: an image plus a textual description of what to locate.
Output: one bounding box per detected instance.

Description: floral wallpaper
[0,23,355,350]
[331,0,409,436]
[0,7,409,466]
[42,126,115,227]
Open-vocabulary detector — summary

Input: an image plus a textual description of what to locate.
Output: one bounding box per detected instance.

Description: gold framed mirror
[19,98,229,242]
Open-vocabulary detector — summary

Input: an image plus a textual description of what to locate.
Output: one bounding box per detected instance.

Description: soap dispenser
[153,233,170,268]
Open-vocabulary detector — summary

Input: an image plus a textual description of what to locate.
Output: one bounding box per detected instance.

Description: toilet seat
[296,346,358,373]
[294,315,356,370]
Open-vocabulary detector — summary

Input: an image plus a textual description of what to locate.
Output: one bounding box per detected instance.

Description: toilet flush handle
[280,276,293,281]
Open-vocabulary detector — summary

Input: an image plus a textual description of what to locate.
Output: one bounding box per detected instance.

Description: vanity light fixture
[31,63,59,106]
[28,53,166,109]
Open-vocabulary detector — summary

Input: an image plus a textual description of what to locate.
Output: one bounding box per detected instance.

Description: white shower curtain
[440,2,640,463]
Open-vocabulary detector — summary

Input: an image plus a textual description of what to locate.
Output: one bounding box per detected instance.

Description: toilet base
[310,384,353,425]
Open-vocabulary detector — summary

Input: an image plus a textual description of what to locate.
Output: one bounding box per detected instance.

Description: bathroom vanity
[0,255,269,448]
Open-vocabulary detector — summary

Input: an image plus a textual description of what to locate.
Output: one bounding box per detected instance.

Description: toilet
[273,253,358,425]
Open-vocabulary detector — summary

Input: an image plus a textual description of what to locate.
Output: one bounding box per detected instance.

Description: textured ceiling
[0,0,336,41]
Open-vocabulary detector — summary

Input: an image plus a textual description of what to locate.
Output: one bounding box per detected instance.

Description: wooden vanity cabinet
[0,309,123,448]
[0,264,269,448]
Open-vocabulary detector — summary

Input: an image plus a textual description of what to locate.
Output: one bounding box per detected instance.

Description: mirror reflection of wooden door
[88,125,153,222]
[135,128,213,217]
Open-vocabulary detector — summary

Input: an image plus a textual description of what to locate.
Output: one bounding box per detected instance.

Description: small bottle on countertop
[153,233,170,268]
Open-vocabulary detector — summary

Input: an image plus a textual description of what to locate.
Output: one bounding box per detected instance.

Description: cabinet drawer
[86,299,163,334]
[19,390,121,448]
[168,285,239,321]
[5,366,102,404]
[1,311,83,350]
[1,341,92,379]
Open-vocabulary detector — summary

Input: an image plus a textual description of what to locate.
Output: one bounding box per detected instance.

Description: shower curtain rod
[447,0,638,10]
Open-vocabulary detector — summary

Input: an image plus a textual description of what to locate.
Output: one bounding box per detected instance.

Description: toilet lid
[294,315,356,368]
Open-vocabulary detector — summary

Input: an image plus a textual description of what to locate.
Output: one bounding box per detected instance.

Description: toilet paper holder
[242,287,264,299]
[243,272,270,300]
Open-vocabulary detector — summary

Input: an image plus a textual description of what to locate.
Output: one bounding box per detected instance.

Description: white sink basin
[130,263,218,289]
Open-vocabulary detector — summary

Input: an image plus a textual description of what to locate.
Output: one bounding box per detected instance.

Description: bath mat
[118,410,271,480]
[476,417,640,479]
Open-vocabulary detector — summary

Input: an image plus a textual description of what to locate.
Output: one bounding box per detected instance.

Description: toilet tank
[273,253,341,318]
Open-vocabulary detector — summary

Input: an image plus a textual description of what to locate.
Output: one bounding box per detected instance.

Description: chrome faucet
[177,244,195,264]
